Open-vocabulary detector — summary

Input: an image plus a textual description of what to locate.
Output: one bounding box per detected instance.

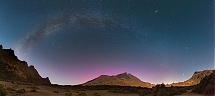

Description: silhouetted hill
[82,72,154,88]
[171,70,213,86]
[0,45,50,85]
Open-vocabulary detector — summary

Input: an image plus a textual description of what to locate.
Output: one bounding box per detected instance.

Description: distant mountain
[0,45,50,85]
[171,70,213,86]
[82,72,154,88]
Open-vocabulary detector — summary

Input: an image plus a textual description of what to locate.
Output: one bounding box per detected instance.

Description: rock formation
[171,70,213,86]
[192,70,215,95]
[82,72,154,88]
[0,45,50,85]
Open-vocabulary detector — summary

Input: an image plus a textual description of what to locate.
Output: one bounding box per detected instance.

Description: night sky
[0,0,214,85]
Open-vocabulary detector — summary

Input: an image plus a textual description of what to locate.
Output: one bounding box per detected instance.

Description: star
[154,10,159,13]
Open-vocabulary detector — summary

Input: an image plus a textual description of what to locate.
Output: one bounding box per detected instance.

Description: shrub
[6,87,16,91]
[156,88,170,96]
[138,88,151,96]
[11,81,16,84]
[65,92,72,96]
[65,89,69,92]
[0,84,7,96]
[77,92,87,96]
[53,90,59,93]
[30,88,36,92]
[72,90,80,93]
[94,92,101,96]
[16,88,25,93]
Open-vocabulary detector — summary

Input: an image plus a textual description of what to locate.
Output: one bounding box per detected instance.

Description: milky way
[16,12,132,53]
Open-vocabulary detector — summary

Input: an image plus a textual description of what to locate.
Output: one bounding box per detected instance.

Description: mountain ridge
[0,45,50,85]
[82,72,154,88]
[170,69,213,86]
[83,69,214,88]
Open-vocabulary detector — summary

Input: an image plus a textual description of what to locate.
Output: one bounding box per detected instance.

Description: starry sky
[0,0,214,85]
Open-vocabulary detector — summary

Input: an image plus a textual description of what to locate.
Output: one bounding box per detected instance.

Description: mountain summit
[82,72,154,88]
[115,72,133,79]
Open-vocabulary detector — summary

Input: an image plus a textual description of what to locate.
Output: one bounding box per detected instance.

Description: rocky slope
[0,45,50,85]
[192,70,215,95]
[171,70,213,86]
[82,72,154,88]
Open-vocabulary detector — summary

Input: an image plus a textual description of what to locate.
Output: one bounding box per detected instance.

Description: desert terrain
[0,81,139,96]
[174,89,206,96]
[1,80,209,96]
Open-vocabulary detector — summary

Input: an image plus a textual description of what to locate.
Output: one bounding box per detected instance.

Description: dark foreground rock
[0,45,50,85]
[192,70,215,95]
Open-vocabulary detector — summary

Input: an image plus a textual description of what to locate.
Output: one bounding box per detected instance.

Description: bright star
[154,10,159,13]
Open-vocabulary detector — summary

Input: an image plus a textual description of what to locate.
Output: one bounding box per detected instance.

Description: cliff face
[192,70,215,95]
[82,72,154,88]
[0,45,50,85]
[171,70,213,86]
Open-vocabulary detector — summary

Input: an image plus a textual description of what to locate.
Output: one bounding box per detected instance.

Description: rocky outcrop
[0,45,50,85]
[171,70,213,86]
[192,70,215,95]
[82,72,154,88]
